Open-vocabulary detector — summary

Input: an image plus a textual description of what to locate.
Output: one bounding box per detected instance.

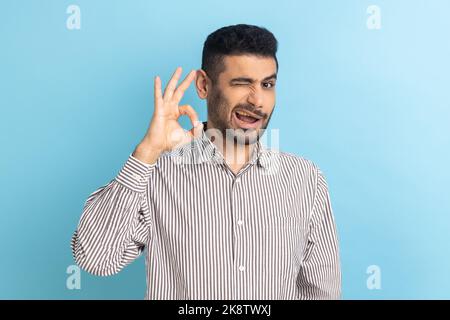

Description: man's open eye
[263,82,275,89]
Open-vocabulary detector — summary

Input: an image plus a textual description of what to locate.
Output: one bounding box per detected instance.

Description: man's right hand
[132,67,203,165]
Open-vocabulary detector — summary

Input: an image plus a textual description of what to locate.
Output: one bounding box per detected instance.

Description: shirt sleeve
[71,154,156,276]
[297,167,342,299]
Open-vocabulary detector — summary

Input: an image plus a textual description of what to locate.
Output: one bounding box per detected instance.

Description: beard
[206,87,274,146]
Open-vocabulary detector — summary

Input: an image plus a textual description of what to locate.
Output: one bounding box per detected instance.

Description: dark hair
[201,24,278,85]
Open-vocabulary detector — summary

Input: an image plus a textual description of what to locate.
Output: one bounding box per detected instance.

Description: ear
[195,69,209,100]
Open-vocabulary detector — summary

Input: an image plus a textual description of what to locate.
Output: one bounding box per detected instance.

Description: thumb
[190,120,204,139]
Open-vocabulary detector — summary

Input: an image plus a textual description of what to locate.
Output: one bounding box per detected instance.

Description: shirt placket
[229,164,253,300]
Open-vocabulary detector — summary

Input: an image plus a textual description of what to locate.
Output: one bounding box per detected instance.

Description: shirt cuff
[115,153,156,192]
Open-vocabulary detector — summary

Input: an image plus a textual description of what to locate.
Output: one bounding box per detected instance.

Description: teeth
[236,110,257,118]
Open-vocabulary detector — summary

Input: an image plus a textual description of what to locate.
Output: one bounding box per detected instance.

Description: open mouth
[235,110,259,123]
[232,109,263,129]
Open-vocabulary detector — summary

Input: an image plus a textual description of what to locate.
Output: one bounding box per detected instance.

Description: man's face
[206,54,277,145]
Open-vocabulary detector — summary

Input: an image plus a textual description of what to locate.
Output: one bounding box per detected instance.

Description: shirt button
[237,220,243,226]
[132,173,141,180]
[239,265,245,272]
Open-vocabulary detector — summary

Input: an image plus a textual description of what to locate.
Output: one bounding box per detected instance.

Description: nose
[247,86,264,108]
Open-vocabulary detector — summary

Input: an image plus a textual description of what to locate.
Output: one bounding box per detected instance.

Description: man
[71,24,341,300]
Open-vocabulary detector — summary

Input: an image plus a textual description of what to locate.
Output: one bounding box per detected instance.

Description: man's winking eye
[229,73,277,89]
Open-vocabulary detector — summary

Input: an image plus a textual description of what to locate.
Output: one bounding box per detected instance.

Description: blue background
[1,0,449,299]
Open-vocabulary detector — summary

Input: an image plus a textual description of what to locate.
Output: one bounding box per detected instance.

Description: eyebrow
[229,73,277,84]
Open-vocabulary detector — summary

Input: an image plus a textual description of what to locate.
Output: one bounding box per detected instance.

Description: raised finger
[154,75,163,107]
[163,67,183,100]
[172,70,197,104]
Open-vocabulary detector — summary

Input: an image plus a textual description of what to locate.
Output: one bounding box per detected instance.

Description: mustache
[233,105,267,119]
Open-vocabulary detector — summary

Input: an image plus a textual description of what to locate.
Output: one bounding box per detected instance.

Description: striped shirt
[71,123,342,300]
